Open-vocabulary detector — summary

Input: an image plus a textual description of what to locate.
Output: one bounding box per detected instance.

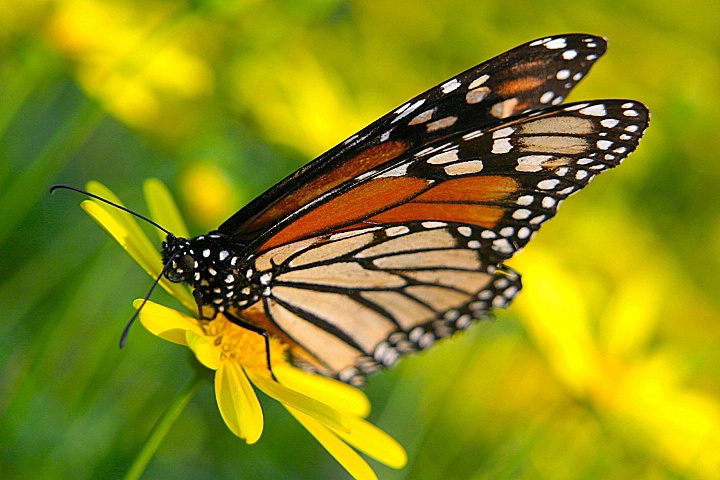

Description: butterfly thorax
[162,232,261,318]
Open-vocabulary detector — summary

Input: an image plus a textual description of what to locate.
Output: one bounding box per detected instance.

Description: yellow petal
[287,407,378,480]
[215,362,264,444]
[85,182,161,272]
[247,368,350,433]
[273,363,371,418]
[143,178,190,242]
[82,199,159,272]
[186,331,221,370]
[135,299,203,345]
[332,415,407,469]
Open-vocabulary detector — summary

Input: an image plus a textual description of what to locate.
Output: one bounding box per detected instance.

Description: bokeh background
[2,1,719,479]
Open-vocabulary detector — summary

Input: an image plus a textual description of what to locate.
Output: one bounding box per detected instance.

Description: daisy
[80,179,407,480]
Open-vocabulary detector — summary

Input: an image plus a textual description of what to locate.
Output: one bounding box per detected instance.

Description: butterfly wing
[213,34,648,384]
[219,34,610,246]
[254,100,648,256]
[229,100,647,384]
[240,222,521,385]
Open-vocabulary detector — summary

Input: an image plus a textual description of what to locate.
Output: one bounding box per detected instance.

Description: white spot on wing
[565,103,588,112]
[422,221,447,228]
[458,226,472,237]
[427,150,459,164]
[386,226,410,236]
[540,91,554,104]
[516,195,534,206]
[542,196,557,208]
[463,130,484,141]
[512,209,532,220]
[579,104,607,117]
[329,227,382,240]
[493,126,514,138]
[537,179,560,190]
[466,86,490,104]
[426,116,458,132]
[545,38,567,49]
[492,138,513,154]
[468,74,489,89]
[408,108,435,125]
[441,78,461,94]
[500,227,514,237]
[444,160,484,176]
[376,163,410,178]
[556,69,571,80]
[492,238,514,254]
[601,118,620,128]
[516,155,552,172]
[392,99,426,124]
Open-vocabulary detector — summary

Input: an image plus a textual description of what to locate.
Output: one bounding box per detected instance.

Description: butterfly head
[162,234,197,283]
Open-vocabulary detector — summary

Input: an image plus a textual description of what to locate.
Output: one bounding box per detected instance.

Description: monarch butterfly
[57,34,648,386]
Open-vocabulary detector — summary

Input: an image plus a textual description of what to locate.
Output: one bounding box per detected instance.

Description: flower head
[81,179,407,480]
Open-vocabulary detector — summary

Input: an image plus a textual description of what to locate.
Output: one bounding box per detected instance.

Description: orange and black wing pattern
[204,34,649,385]
[219,34,612,247]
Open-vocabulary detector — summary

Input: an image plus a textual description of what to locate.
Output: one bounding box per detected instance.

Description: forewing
[220,34,609,245]
[257,100,649,258]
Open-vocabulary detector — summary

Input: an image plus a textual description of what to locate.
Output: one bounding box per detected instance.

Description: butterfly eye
[178,254,196,273]
[165,254,196,283]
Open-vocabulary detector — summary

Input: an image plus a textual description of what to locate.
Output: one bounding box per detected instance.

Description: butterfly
[69,34,650,386]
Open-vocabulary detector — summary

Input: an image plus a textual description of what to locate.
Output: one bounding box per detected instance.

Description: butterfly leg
[224,312,279,382]
[192,289,278,380]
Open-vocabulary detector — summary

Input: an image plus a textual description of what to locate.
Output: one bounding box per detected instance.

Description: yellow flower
[80,179,407,480]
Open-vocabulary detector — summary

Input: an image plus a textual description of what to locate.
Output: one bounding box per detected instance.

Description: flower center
[201,315,286,370]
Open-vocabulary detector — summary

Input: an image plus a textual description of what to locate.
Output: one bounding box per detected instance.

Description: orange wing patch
[495,75,546,97]
[244,141,408,234]
[369,175,516,227]
[262,175,519,251]
[261,176,431,251]
[369,203,504,228]
[414,176,518,203]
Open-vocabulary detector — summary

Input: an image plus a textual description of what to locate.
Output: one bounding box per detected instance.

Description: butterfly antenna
[51,184,179,348]
[119,253,179,348]
[50,184,172,236]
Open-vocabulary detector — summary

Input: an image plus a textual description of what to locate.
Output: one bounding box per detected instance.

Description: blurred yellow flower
[44,0,214,139]
[80,179,407,480]
[179,160,242,229]
[513,240,720,479]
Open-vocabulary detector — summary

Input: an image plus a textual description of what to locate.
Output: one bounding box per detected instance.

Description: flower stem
[123,372,204,480]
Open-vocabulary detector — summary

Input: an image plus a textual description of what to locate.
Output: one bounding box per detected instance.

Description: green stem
[123,372,205,480]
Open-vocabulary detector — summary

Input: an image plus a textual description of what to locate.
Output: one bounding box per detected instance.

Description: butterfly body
[160,34,649,386]
[162,233,263,316]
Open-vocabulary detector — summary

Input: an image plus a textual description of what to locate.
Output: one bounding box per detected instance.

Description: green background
[2,0,719,478]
